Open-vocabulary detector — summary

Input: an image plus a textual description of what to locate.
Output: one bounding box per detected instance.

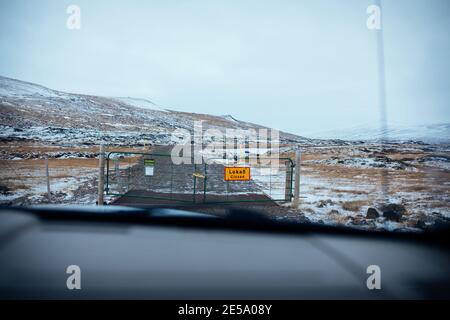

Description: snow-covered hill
[0,76,312,146]
[111,97,166,111]
[305,123,450,144]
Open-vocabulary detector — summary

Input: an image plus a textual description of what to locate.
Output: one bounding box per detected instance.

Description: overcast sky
[0,0,449,136]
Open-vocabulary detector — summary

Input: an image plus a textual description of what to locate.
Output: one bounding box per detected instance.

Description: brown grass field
[1,141,449,231]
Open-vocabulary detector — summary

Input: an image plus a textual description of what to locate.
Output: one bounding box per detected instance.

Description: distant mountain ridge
[305,122,450,144]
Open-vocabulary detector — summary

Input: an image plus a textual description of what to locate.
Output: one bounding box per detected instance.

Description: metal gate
[201,157,294,203]
[105,152,294,204]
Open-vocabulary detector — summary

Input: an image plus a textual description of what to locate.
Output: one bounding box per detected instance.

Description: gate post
[97,145,105,206]
[285,160,292,202]
[292,151,301,209]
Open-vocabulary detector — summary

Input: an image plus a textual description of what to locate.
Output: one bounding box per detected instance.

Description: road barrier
[105,151,294,204]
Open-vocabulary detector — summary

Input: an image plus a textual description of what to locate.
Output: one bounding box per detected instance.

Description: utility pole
[97,145,105,206]
[292,150,301,209]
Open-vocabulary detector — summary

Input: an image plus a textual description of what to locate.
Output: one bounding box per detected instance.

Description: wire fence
[0,157,98,205]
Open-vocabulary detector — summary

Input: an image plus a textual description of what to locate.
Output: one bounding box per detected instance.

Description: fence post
[292,150,301,209]
[45,156,51,203]
[97,145,105,206]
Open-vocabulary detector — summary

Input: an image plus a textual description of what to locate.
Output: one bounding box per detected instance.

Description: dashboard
[0,207,449,299]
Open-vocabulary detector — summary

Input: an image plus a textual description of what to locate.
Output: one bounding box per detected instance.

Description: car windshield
[0,0,449,234]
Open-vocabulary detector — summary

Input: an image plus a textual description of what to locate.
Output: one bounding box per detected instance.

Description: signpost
[144,159,155,176]
[224,167,251,181]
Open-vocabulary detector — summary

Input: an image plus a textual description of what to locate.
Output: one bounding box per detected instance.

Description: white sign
[144,159,155,176]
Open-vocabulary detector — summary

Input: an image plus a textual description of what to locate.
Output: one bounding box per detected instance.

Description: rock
[381,204,406,222]
[329,209,339,215]
[350,215,368,226]
[0,185,11,195]
[383,210,403,222]
[366,207,380,219]
[316,199,334,208]
[382,203,407,214]
[416,217,450,232]
[416,219,428,230]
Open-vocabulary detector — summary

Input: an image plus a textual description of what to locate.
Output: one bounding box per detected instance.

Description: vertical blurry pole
[374,0,389,198]
[97,145,105,206]
[375,0,387,140]
[45,156,51,203]
[292,151,301,209]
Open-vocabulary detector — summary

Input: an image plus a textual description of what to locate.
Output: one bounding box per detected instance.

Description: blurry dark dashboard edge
[1,205,449,248]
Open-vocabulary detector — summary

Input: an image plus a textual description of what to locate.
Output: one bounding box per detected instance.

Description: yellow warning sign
[224,167,251,181]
